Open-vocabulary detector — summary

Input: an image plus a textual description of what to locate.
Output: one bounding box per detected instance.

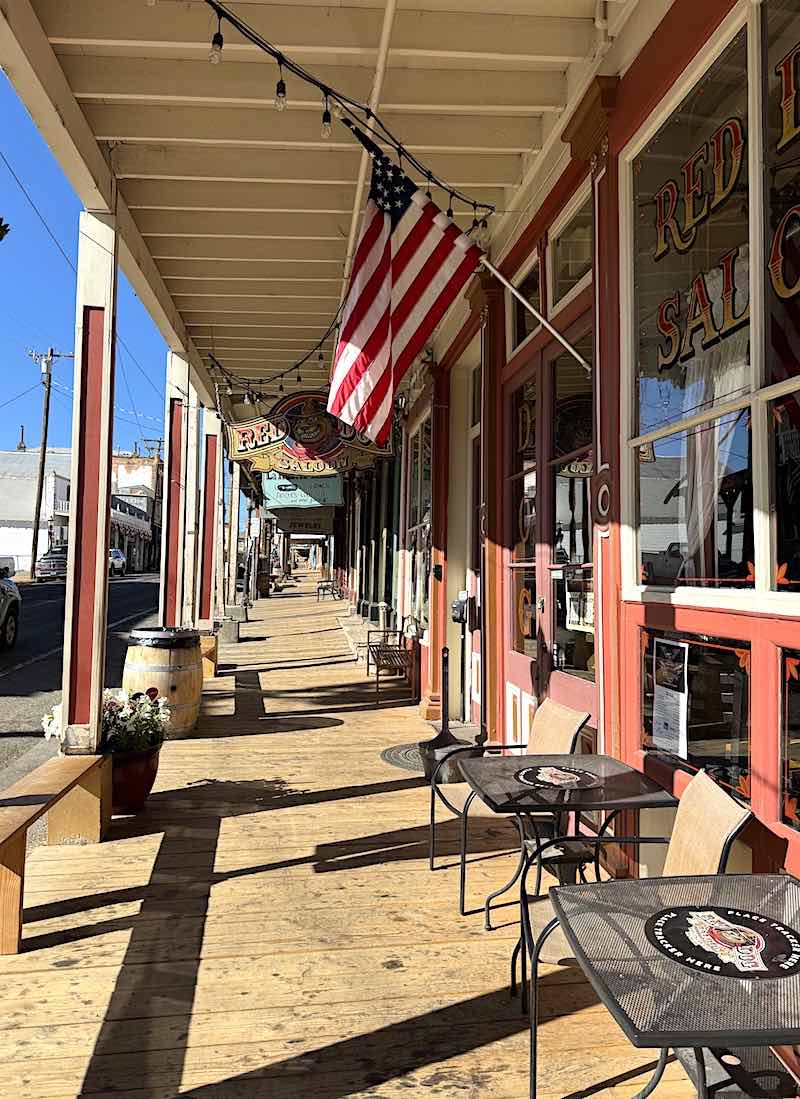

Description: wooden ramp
[0,577,691,1097]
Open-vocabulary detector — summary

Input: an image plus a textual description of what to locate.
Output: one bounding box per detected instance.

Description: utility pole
[27,348,73,577]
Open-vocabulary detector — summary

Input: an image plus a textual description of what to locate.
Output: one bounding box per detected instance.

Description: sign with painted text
[270,507,334,535]
[227,391,390,476]
[261,472,343,509]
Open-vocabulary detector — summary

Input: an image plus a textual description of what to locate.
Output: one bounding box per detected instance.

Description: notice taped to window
[652,638,689,758]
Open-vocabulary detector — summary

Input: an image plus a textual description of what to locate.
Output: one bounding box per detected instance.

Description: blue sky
[0,74,167,456]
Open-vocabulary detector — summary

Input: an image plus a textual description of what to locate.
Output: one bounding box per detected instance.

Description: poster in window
[652,638,689,758]
[565,574,594,633]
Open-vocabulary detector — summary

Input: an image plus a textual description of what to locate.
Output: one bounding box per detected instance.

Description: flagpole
[479,256,591,373]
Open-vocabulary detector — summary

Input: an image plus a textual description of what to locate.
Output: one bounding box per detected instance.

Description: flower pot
[110,745,161,813]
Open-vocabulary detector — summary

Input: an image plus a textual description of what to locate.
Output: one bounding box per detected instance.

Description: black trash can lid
[128,627,200,649]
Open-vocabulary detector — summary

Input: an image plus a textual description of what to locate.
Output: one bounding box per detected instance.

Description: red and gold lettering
[718,245,750,338]
[681,145,709,242]
[680,271,719,359]
[654,179,693,261]
[709,118,744,212]
[776,42,800,153]
[769,204,800,301]
[236,426,255,452]
[656,292,681,371]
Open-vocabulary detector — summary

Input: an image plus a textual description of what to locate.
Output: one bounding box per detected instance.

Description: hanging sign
[270,507,334,535]
[227,391,390,476]
[261,472,343,509]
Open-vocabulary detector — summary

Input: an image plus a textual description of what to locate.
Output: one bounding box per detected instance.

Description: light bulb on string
[296,369,303,384]
[243,390,252,405]
[321,91,332,139]
[208,13,223,64]
[278,379,285,393]
[318,350,324,362]
[446,193,454,220]
[225,382,233,397]
[274,59,287,111]
[425,174,432,201]
[332,100,345,121]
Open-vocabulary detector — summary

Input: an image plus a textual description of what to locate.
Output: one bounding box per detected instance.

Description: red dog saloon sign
[227,391,391,475]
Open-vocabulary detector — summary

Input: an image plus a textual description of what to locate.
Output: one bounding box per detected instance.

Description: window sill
[622,584,800,618]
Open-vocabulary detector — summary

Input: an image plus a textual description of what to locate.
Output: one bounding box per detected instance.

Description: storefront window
[513,261,541,349]
[407,418,432,629]
[633,29,750,437]
[772,396,800,589]
[638,409,754,587]
[471,365,482,428]
[642,629,751,798]
[551,194,593,308]
[551,336,594,678]
[509,378,537,658]
[783,649,800,830]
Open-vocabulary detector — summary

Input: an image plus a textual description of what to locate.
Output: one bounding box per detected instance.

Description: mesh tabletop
[550,874,800,1048]
[458,754,677,814]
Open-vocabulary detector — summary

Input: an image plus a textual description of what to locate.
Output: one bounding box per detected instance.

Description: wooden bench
[367,629,417,706]
[0,754,111,953]
[316,580,342,600]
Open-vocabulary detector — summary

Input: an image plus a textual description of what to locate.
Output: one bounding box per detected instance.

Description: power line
[0,382,41,411]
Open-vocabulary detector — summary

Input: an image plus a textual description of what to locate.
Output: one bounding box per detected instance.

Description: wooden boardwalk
[0,577,691,1097]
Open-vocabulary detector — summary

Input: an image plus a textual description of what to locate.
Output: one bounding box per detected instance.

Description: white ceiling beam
[40,1,592,66]
[0,0,214,406]
[83,103,542,155]
[157,259,344,279]
[109,145,523,188]
[62,56,566,113]
[148,237,346,261]
[166,278,349,296]
[173,295,340,312]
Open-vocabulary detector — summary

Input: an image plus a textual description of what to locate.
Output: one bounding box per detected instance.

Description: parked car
[35,546,68,582]
[109,548,127,577]
[0,564,20,650]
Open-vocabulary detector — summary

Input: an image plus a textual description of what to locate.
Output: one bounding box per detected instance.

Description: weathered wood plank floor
[0,577,691,1097]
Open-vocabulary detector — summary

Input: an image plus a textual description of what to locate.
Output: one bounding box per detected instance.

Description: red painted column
[159,352,189,627]
[61,212,118,753]
[198,412,222,627]
[419,366,450,720]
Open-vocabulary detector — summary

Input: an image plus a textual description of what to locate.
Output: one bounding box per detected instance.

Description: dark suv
[35,546,68,582]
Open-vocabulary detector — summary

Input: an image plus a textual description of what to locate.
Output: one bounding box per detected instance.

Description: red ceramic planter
[110,745,161,813]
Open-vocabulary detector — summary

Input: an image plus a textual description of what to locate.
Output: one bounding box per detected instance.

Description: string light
[278,380,284,393]
[243,390,252,405]
[225,381,233,397]
[321,91,332,139]
[296,368,303,383]
[274,58,287,111]
[202,1,493,223]
[446,193,454,220]
[208,12,223,64]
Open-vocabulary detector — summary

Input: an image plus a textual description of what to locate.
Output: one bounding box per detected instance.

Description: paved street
[0,573,159,783]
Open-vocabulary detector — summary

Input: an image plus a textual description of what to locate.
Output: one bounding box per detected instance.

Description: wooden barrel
[122,628,203,739]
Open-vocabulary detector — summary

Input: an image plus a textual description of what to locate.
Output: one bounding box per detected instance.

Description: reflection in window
[409,433,420,528]
[638,410,754,587]
[633,29,750,436]
[554,340,593,458]
[420,419,432,526]
[552,195,593,307]
[510,567,537,659]
[773,396,800,589]
[471,365,481,427]
[513,262,541,348]
[783,649,800,831]
[642,629,751,798]
[555,464,592,565]
[766,1,800,392]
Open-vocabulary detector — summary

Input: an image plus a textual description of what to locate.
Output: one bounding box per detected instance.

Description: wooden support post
[47,756,111,845]
[61,211,118,754]
[182,381,201,628]
[160,351,189,627]
[0,834,25,955]
[198,410,222,630]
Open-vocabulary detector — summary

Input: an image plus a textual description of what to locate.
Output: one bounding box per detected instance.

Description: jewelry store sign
[227,392,390,476]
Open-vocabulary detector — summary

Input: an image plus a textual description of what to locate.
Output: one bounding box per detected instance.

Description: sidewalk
[0,576,689,1097]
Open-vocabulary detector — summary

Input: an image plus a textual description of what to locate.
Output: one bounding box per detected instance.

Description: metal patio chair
[428,698,590,926]
[522,769,760,1097]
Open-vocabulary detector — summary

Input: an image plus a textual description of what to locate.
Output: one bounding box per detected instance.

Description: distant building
[0,447,162,573]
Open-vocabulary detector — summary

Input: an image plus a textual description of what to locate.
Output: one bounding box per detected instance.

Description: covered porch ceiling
[11,0,641,409]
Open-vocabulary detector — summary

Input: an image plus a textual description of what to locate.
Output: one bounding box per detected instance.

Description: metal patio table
[458,753,678,927]
[531,873,800,1099]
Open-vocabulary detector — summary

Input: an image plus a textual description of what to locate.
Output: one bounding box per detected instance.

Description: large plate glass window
[508,377,537,658]
[633,30,750,438]
[512,260,541,350]
[783,648,800,830]
[551,334,595,679]
[642,629,751,798]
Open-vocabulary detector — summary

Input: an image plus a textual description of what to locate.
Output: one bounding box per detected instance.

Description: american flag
[327,126,483,445]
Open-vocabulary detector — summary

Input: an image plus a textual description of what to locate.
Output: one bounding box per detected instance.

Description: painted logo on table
[645,906,800,980]
[227,392,391,475]
[515,765,600,790]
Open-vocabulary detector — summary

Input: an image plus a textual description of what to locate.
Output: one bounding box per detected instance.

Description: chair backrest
[531,698,590,755]
[662,769,751,877]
